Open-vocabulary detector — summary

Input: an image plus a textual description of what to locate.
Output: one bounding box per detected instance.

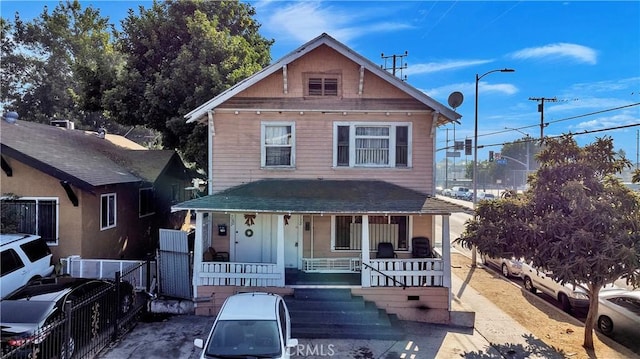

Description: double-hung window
[0,197,59,244]
[261,122,295,167]
[334,122,411,167]
[101,193,116,230]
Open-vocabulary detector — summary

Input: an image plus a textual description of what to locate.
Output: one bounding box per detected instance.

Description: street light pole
[472,68,514,266]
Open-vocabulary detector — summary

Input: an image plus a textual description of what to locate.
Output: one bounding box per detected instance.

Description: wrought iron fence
[1,262,149,359]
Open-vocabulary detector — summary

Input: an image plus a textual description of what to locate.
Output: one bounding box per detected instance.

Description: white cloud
[510,43,597,65]
[423,81,518,99]
[259,1,412,44]
[404,59,494,76]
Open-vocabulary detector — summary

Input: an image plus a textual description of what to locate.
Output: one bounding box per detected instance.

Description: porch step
[285,288,404,340]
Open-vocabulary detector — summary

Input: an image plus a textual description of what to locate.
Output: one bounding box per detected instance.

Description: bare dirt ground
[450,252,640,359]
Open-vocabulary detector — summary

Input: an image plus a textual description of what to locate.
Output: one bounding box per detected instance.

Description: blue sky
[3,1,640,167]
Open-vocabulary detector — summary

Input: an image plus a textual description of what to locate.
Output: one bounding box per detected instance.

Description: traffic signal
[489,151,494,162]
[464,139,472,155]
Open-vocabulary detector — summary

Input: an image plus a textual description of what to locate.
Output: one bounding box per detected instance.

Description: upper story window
[261,122,295,167]
[101,193,116,230]
[305,73,340,97]
[334,122,411,168]
[0,197,59,245]
[139,188,155,218]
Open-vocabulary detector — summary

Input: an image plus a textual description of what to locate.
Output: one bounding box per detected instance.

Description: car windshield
[205,320,281,358]
[0,300,56,324]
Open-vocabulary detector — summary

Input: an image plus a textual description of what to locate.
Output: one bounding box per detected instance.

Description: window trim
[0,196,59,245]
[332,122,412,168]
[139,187,155,218]
[330,215,412,252]
[100,193,117,230]
[260,122,296,168]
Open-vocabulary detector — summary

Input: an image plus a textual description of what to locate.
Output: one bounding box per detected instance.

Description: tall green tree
[457,135,640,350]
[2,1,119,127]
[105,0,273,171]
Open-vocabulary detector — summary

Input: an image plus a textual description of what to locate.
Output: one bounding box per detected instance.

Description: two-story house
[1,118,193,262]
[171,33,470,324]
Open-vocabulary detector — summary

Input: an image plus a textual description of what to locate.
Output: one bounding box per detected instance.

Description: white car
[476,192,495,201]
[597,289,640,338]
[521,262,620,312]
[482,253,523,277]
[194,292,299,359]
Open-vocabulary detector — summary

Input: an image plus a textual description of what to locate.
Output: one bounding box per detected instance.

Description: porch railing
[199,262,281,287]
[367,258,444,287]
[301,257,361,272]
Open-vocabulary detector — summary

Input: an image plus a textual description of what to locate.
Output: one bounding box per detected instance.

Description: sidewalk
[97,267,558,359]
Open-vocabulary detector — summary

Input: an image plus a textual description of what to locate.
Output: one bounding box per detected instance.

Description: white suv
[1,234,55,299]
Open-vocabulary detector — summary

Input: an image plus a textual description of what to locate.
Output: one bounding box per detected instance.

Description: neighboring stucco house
[0,119,193,262]
[171,33,471,324]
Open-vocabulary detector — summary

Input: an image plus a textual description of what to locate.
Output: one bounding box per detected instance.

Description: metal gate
[158,229,192,299]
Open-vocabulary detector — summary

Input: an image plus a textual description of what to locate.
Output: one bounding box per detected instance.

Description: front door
[284,215,301,268]
[234,214,265,263]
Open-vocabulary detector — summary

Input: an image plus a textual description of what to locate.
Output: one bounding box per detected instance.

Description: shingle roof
[172,179,472,215]
[0,120,180,191]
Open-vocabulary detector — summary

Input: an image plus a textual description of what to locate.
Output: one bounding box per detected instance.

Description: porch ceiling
[172,179,473,215]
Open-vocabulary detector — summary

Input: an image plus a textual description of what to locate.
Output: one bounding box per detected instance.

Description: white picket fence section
[60,255,155,290]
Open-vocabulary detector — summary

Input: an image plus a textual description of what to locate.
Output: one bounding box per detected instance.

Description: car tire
[597,315,614,335]
[501,264,509,277]
[559,293,572,313]
[523,276,536,293]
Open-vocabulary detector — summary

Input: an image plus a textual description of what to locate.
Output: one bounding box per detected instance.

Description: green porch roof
[172,179,472,215]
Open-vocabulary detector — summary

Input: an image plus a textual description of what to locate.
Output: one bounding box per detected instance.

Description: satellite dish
[448,91,464,110]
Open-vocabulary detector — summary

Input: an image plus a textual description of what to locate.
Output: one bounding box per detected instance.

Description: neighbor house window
[334,123,411,168]
[261,122,295,167]
[101,193,116,230]
[305,73,341,96]
[139,188,155,217]
[0,197,59,244]
[333,215,409,251]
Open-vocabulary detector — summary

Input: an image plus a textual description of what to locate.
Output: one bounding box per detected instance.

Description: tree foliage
[457,135,640,349]
[1,0,119,127]
[104,0,273,171]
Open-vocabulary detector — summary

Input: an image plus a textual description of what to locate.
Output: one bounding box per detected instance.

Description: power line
[477,122,640,149]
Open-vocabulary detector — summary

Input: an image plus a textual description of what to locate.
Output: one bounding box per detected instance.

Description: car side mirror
[287,338,299,348]
[194,338,204,349]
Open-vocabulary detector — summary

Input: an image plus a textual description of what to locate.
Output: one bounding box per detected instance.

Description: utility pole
[381,51,408,81]
[529,97,557,140]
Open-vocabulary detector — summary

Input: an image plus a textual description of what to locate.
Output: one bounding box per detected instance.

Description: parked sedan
[597,289,640,338]
[482,253,523,277]
[1,277,134,358]
[195,292,298,359]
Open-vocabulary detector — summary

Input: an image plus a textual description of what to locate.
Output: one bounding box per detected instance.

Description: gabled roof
[0,120,184,192]
[172,179,472,215]
[184,33,461,124]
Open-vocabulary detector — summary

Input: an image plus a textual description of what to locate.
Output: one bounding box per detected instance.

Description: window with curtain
[335,123,411,168]
[101,193,116,230]
[0,197,58,244]
[262,123,295,167]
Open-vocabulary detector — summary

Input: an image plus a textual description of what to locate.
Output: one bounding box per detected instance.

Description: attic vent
[50,119,75,129]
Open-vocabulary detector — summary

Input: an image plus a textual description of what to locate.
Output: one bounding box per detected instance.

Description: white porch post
[361,215,371,287]
[276,214,285,287]
[193,211,204,299]
[441,215,452,310]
